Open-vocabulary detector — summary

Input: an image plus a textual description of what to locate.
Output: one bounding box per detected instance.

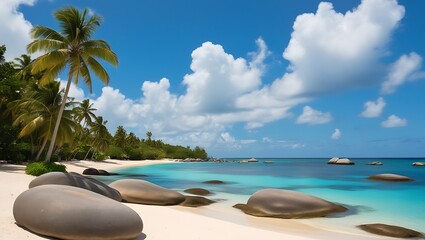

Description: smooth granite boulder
[368,174,413,182]
[412,162,425,166]
[29,172,122,201]
[358,224,423,238]
[13,185,143,240]
[109,179,185,205]
[83,168,116,176]
[328,158,355,165]
[180,196,215,207]
[234,189,347,219]
[184,188,211,196]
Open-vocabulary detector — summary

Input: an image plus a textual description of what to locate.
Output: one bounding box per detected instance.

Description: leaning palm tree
[27,6,118,161]
[9,81,78,160]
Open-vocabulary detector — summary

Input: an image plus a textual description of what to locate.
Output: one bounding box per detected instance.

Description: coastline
[0,159,384,240]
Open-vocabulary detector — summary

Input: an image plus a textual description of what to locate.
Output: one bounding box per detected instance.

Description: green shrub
[25,162,67,176]
[106,146,125,159]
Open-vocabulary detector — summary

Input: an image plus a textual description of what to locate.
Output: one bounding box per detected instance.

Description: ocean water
[100,158,425,233]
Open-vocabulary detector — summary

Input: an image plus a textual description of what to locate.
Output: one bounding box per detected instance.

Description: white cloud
[0,0,35,61]
[361,97,386,118]
[331,128,341,140]
[381,115,407,128]
[296,106,332,125]
[381,52,424,94]
[240,139,257,144]
[262,137,272,143]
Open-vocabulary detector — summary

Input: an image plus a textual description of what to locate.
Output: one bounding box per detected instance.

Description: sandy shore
[0,159,384,240]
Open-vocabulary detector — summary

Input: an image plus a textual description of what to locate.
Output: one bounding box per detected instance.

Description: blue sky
[1,0,425,157]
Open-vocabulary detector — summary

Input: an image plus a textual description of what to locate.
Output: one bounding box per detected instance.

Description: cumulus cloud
[296,106,332,125]
[361,97,386,118]
[381,115,407,128]
[331,128,341,140]
[381,52,424,94]
[0,0,35,61]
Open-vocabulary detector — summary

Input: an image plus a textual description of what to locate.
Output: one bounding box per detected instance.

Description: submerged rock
[29,172,122,201]
[358,223,423,238]
[203,180,226,184]
[109,179,185,205]
[180,196,215,207]
[184,188,212,196]
[234,188,347,219]
[13,185,143,240]
[368,174,413,182]
[367,161,383,165]
[83,168,117,176]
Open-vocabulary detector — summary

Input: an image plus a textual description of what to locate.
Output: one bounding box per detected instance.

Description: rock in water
[13,185,143,240]
[180,196,215,207]
[29,172,122,201]
[109,179,185,205]
[184,188,211,196]
[358,224,423,238]
[202,180,226,184]
[234,188,347,218]
[412,162,425,166]
[368,174,413,182]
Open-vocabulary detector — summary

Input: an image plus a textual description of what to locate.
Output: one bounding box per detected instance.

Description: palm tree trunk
[84,147,92,160]
[45,76,72,162]
[35,137,48,161]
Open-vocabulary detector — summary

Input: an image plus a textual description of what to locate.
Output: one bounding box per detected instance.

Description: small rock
[184,188,211,196]
[412,162,425,166]
[328,158,355,165]
[358,223,423,238]
[180,196,215,207]
[368,174,413,182]
[367,161,383,165]
[203,180,226,184]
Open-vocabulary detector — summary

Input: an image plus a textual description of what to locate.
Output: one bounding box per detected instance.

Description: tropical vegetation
[0,6,208,164]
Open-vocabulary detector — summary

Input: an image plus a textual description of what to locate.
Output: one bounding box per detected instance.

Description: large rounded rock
[29,172,121,201]
[13,185,143,240]
[358,224,423,238]
[234,189,347,219]
[109,179,185,205]
[368,174,413,182]
[328,157,339,164]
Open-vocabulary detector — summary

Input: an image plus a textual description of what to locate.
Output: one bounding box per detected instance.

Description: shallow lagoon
[100,158,425,233]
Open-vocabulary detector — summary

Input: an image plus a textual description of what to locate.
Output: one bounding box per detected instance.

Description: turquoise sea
[99,158,425,234]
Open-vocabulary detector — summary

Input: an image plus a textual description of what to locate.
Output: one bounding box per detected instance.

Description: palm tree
[84,116,110,159]
[74,99,96,127]
[9,81,78,160]
[13,54,32,81]
[27,6,118,161]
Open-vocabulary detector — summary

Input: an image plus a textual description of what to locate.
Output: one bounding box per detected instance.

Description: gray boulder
[180,196,215,207]
[109,179,185,205]
[367,161,383,165]
[368,174,413,182]
[13,185,143,240]
[234,189,347,218]
[184,188,211,196]
[328,158,354,165]
[29,172,122,201]
[358,224,423,238]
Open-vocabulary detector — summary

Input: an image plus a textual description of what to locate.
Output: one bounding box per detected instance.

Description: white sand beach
[0,159,385,240]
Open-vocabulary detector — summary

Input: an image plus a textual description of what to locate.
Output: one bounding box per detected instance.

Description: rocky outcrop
[13,185,143,240]
[412,162,425,166]
[203,180,226,184]
[327,157,355,165]
[29,172,122,201]
[358,224,423,238]
[184,188,212,196]
[368,174,413,182]
[180,196,215,207]
[83,168,117,176]
[233,189,347,219]
[109,179,185,205]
